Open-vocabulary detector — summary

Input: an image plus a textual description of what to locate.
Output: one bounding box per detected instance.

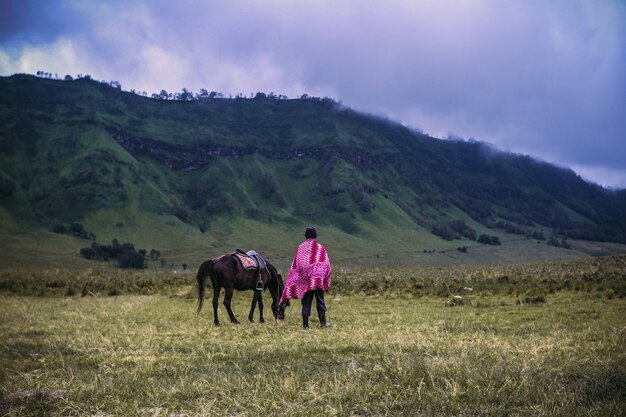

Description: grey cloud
[1,0,625,186]
[0,0,84,42]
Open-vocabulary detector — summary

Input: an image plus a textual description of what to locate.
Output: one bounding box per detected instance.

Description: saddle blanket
[233,250,267,271]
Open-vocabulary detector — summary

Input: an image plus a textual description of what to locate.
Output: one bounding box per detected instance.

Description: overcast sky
[1,0,625,188]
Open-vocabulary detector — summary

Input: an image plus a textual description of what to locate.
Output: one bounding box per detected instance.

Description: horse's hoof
[260,318,265,323]
[214,322,220,326]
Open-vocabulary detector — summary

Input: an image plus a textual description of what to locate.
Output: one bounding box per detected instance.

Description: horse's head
[275,299,290,320]
[267,263,290,320]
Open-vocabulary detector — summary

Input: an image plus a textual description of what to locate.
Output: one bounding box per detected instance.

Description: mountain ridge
[1,74,625,268]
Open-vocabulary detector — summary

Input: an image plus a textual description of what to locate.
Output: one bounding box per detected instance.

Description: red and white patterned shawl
[280,238,331,304]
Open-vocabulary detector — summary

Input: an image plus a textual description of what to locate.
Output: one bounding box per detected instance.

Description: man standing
[280,227,332,329]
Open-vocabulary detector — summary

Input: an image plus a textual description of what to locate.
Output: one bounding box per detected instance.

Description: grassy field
[1,256,625,416]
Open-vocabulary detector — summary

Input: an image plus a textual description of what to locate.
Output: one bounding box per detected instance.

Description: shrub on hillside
[477,234,501,245]
[80,239,148,269]
[432,220,477,241]
[118,248,147,269]
[496,221,528,236]
[432,223,455,240]
[168,203,189,222]
[547,236,571,249]
[450,219,477,240]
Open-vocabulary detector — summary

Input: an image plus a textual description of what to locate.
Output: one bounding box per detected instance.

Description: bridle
[267,266,288,320]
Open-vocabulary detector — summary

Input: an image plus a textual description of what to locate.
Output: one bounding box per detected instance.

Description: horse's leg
[212,286,221,326]
[223,287,239,324]
[258,291,265,323]
[271,296,278,320]
[249,291,259,323]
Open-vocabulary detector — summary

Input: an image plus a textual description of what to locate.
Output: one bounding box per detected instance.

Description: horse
[196,253,289,325]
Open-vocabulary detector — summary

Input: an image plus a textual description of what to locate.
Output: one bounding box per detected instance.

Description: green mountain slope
[1,74,625,269]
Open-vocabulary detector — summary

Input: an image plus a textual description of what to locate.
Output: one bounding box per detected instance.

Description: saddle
[233,249,268,291]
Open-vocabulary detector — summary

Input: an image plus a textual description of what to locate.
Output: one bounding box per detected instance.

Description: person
[280,227,332,329]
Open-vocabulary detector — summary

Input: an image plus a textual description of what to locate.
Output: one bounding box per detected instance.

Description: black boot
[319,313,331,328]
[303,316,310,330]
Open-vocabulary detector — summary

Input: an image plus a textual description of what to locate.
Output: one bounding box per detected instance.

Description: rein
[283,301,295,320]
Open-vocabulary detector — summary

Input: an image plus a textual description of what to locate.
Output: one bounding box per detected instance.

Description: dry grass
[1,256,625,416]
[1,293,625,416]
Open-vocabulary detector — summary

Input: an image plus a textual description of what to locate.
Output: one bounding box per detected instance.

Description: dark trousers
[301,289,327,318]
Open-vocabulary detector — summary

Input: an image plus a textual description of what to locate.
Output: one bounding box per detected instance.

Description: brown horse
[196,254,288,325]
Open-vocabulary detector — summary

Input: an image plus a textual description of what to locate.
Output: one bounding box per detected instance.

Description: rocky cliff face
[107,127,397,172]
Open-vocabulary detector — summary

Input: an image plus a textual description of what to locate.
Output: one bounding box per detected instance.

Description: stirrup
[255,281,264,291]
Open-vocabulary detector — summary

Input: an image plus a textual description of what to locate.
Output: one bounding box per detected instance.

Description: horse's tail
[196,259,214,314]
